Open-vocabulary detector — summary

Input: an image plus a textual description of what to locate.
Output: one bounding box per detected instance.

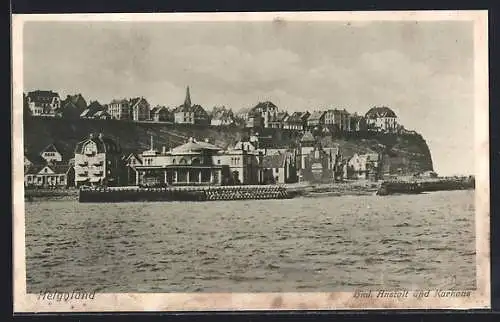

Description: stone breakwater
[377,177,475,195]
[25,188,78,201]
[78,185,294,203]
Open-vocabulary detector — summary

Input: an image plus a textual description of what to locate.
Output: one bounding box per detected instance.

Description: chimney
[162,146,166,154]
[98,133,104,139]
[150,135,154,150]
[89,133,94,139]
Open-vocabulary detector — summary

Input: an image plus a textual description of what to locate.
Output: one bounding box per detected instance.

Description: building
[39,143,64,163]
[129,97,150,121]
[108,99,131,120]
[245,111,263,128]
[24,164,74,188]
[210,112,235,126]
[73,133,125,187]
[93,110,113,120]
[349,113,367,132]
[133,137,265,186]
[150,106,173,122]
[123,152,143,185]
[192,105,210,125]
[365,106,398,132]
[284,112,308,130]
[261,151,298,184]
[347,153,380,180]
[80,100,104,119]
[210,106,235,126]
[324,108,351,132]
[24,155,33,172]
[26,90,61,116]
[268,111,289,129]
[307,111,326,129]
[224,140,263,184]
[59,94,87,119]
[135,137,231,186]
[249,101,279,128]
[173,86,209,125]
[301,143,340,184]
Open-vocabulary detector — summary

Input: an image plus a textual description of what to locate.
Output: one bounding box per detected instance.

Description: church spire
[184,86,192,107]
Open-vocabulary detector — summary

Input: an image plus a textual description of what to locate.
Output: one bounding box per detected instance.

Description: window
[172,159,176,164]
[60,175,65,181]
[217,159,221,165]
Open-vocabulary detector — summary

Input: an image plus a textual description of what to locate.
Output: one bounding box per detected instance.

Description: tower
[184,86,191,107]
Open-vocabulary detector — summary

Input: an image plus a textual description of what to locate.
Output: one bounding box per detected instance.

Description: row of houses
[24,87,236,127]
[239,101,400,133]
[24,86,406,134]
[24,131,383,189]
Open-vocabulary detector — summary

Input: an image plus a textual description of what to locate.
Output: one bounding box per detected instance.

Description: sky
[22,20,475,176]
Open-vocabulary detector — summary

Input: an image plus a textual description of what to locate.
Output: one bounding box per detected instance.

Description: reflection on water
[25,190,476,292]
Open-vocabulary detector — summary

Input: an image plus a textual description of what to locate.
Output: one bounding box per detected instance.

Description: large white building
[134,137,262,186]
[74,133,124,187]
[365,106,398,132]
[26,90,61,116]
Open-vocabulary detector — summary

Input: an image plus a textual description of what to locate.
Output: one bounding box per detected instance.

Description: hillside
[23,117,433,175]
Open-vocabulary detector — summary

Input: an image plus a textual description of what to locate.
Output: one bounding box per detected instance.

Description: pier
[78,185,293,203]
[376,176,475,196]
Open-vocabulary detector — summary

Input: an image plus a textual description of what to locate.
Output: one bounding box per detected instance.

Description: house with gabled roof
[59,94,87,119]
[39,143,64,164]
[108,99,130,120]
[129,97,150,121]
[349,113,367,132]
[307,110,326,129]
[347,152,380,180]
[210,106,235,126]
[150,106,174,122]
[261,151,298,184]
[80,100,105,119]
[365,106,398,132]
[24,163,74,188]
[26,90,61,116]
[284,111,310,131]
[93,110,113,120]
[173,86,209,125]
[325,108,351,132]
[249,101,279,128]
[244,110,263,128]
[268,111,289,129]
[123,152,143,185]
[74,133,125,187]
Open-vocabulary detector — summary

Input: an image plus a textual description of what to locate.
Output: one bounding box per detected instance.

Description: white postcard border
[12,10,490,312]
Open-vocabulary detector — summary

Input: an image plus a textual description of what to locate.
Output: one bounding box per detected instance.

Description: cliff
[22,117,433,175]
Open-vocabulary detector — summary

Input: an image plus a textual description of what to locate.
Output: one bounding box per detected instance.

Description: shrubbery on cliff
[23,117,433,175]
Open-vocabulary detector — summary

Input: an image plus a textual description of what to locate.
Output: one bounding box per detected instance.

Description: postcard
[12,10,490,312]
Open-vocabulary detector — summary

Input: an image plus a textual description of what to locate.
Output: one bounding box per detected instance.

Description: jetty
[78,185,295,203]
[376,176,475,196]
